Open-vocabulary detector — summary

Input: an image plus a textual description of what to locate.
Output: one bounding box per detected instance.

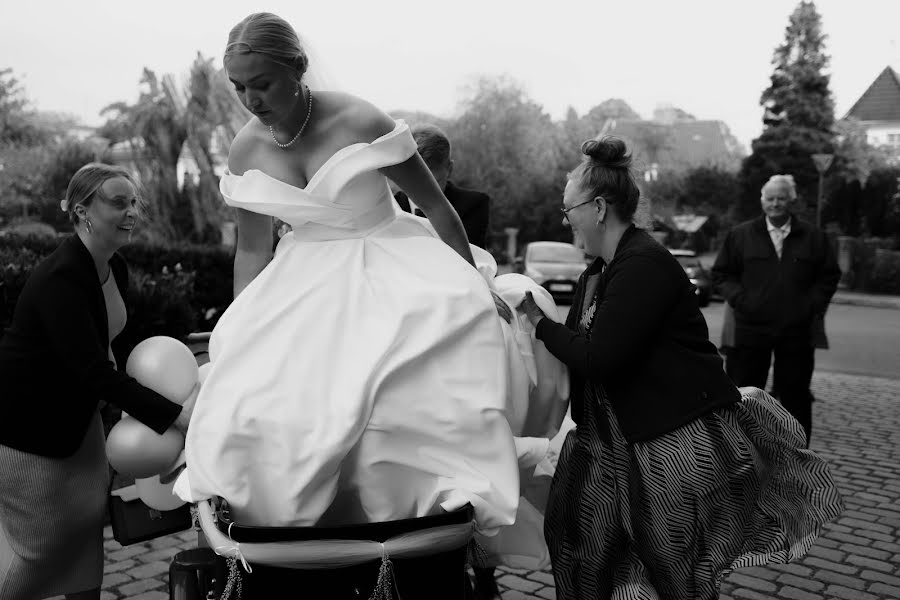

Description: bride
[180,12,525,536]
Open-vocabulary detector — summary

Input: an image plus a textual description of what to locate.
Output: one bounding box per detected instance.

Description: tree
[447,76,570,245]
[678,166,741,216]
[583,98,641,128]
[736,1,835,222]
[0,68,48,146]
[100,68,189,241]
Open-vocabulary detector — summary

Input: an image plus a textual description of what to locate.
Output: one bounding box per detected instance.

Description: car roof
[527,241,579,250]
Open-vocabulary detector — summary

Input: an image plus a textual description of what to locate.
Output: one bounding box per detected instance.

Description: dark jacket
[536,226,740,443]
[395,180,491,249]
[0,234,182,458]
[711,215,841,348]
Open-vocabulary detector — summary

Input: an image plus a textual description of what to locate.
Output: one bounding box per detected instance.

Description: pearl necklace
[269,85,313,149]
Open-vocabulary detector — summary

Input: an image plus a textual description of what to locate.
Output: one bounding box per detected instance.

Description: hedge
[848,236,900,293]
[0,233,234,345]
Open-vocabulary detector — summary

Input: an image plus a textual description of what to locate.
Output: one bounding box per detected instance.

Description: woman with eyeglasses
[517,137,843,600]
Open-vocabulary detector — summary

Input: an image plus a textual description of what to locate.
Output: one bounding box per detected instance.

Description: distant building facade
[845,66,900,163]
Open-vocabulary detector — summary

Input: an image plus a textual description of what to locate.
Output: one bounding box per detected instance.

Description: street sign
[812,153,834,174]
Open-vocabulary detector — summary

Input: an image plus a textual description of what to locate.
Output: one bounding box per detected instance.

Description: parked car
[668,248,712,307]
[517,241,586,303]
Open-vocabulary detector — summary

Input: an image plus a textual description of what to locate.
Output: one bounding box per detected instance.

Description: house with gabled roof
[597,111,744,177]
[845,66,900,161]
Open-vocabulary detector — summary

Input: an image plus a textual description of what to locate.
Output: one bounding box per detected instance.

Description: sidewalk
[831,289,900,310]
[81,370,900,600]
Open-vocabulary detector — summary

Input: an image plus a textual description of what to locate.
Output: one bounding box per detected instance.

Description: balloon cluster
[105,336,206,510]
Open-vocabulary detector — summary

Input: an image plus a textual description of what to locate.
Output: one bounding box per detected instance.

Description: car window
[674,256,702,269]
[528,245,584,263]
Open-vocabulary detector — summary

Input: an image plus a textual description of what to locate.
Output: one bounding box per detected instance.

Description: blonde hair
[224,13,309,84]
[60,163,142,225]
[569,136,641,222]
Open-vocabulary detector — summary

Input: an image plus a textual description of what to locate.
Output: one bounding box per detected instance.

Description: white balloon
[126,336,199,404]
[106,417,184,479]
[136,475,187,511]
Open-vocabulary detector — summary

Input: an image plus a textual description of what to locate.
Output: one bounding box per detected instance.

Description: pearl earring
[294,86,300,97]
[85,218,94,234]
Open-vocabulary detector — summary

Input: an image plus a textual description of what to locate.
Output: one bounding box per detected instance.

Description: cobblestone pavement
[61,370,899,600]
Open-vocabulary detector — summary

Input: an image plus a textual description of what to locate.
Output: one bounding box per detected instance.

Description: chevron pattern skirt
[544,386,843,600]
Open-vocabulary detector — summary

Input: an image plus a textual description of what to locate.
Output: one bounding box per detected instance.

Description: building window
[886,133,900,158]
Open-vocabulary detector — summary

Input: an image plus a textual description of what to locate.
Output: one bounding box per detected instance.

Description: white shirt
[766,217,792,260]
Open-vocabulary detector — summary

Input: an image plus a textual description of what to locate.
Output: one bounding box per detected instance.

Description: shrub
[851,236,897,292]
[0,233,233,341]
[866,249,900,294]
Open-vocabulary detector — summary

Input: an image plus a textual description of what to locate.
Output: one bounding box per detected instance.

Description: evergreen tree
[736,1,835,222]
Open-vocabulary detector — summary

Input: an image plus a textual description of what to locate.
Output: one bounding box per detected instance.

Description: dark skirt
[544,385,843,600]
[0,413,108,599]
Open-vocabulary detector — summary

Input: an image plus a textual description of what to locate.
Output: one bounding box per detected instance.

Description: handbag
[108,472,194,546]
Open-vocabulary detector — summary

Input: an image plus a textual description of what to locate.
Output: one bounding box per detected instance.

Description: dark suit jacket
[395,180,490,249]
[712,215,840,348]
[0,234,181,457]
[536,225,740,443]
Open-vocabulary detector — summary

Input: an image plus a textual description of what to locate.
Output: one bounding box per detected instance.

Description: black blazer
[0,234,182,457]
[536,226,740,443]
[395,180,491,249]
[712,215,841,347]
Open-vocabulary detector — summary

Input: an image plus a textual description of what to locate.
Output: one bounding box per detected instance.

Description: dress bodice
[219,121,416,241]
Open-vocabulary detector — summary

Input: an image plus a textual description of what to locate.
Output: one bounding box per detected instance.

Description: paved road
[76,369,900,600]
[58,294,900,599]
[701,301,900,380]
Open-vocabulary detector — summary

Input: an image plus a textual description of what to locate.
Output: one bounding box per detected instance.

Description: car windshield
[528,245,584,263]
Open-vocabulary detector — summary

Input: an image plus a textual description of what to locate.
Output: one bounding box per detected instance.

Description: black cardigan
[536,226,740,443]
[0,234,182,457]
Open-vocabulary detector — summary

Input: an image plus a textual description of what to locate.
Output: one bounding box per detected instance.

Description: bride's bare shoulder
[315,91,397,144]
[228,119,268,175]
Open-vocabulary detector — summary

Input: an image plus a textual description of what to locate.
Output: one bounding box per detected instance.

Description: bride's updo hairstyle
[225,13,309,85]
[569,136,641,223]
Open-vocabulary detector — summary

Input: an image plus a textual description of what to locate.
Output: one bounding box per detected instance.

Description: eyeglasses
[561,195,605,217]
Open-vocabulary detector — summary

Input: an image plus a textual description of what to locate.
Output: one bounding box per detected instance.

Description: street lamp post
[812,153,834,229]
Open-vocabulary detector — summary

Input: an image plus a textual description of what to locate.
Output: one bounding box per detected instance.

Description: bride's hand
[491,290,513,323]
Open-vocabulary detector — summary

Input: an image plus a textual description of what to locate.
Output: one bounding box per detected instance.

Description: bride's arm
[233,208,273,298]
[383,153,475,268]
[229,130,273,298]
[343,100,475,269]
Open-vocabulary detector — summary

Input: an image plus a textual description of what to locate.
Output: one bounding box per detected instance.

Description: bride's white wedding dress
[181,121,522,532]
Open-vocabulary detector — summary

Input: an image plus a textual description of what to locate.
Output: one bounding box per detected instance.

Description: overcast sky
[2,0,898,149]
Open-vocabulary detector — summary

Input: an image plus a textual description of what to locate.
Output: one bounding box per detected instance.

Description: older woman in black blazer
[517,138,842,600]
[0,164,194,600]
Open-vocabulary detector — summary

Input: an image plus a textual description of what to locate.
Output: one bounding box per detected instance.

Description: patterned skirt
[0,413,108,599]
[544,386,843,600]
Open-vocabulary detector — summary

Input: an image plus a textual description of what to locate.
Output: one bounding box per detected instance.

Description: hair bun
[581,136,632,169]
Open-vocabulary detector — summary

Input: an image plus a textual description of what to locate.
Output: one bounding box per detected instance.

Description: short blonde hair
[224,13,308,84]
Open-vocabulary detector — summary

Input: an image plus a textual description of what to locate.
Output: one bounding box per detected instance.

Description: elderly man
[712,174,840,447]
[395,124,491,250]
